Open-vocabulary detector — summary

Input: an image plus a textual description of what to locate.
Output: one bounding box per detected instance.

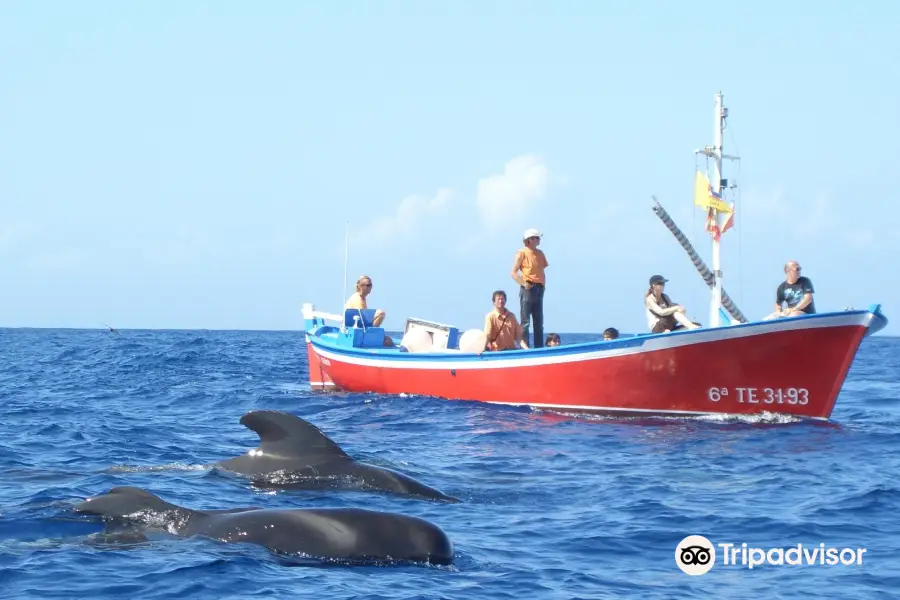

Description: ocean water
[0,328,897,599]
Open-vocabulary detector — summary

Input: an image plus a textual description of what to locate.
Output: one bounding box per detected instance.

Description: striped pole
[651,196,749,324]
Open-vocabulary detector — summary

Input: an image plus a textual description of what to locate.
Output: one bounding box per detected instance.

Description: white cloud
[346,155,553,253]
[350,187,454,248]
[476,155,549,227]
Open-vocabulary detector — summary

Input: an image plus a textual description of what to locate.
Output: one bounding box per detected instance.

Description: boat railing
[301,303,343,325]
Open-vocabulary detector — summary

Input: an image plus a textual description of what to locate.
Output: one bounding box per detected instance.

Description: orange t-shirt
[517,247,549,285]
[483,309,523,351]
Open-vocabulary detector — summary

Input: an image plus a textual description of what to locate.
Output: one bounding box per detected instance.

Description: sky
[2,1,898,335]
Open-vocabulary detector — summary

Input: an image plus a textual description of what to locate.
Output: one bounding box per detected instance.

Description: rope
[651,197,749,323]
[727,125,744,310]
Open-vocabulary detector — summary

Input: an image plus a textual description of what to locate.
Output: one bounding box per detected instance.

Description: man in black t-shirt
[764,260,816,319]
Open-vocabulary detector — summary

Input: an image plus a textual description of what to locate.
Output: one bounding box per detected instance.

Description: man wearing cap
[510,228,549,348]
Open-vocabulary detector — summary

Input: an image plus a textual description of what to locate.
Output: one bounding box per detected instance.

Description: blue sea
[1,329,897,598]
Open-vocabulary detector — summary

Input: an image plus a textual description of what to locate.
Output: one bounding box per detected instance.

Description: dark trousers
[651,317,702,334]
[651,317,680,334]
[520,283,545,348]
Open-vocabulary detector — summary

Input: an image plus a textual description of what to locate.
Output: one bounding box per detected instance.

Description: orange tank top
[518,248,548,285]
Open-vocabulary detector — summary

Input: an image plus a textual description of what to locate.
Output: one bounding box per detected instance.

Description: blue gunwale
[305,305,886,364]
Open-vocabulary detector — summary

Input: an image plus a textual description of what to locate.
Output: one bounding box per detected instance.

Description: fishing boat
[302,93,888,421]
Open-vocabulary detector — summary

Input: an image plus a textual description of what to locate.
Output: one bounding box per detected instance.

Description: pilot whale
[213,410,459,503]
[74,486,454,565]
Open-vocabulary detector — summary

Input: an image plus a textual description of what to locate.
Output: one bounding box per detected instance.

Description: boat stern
[302,303,402,391]
[303,303,339,391]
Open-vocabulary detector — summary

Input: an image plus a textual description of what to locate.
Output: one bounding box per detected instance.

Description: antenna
[342,221,349,309]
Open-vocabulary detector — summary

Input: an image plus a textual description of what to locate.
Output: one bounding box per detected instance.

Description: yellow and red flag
[693,170,734,241]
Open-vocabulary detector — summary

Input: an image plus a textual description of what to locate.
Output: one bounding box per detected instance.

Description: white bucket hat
[523,228,542,240]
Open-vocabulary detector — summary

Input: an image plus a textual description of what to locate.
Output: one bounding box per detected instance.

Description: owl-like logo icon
[675,535,716,575]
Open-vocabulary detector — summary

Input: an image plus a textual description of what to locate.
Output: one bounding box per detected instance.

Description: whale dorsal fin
[103,486,175,511]
[239,410,350,462]
[75,486,182,518]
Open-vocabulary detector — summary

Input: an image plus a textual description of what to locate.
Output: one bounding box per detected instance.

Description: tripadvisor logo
[675,535,715,575]
[675,535,868,574]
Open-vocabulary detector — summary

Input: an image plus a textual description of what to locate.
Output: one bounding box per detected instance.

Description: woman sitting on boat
[345,275,386,327]
[645,275,701,334]
[346,275,394,346]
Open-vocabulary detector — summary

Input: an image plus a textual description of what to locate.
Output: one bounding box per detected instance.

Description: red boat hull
[306,334,335,391]
[306,310,883,420]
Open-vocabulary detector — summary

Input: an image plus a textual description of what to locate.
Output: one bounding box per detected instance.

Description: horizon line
[0,326,896,339]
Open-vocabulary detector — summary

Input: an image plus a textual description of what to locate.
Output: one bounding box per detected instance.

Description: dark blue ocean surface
[1,329,897,598]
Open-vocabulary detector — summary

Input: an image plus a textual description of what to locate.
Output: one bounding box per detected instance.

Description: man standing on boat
[510,228,548,348]
[764,260,816,318]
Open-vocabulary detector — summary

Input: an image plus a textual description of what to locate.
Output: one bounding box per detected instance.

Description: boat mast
[695,92,730,327]
[710,92,725,327]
